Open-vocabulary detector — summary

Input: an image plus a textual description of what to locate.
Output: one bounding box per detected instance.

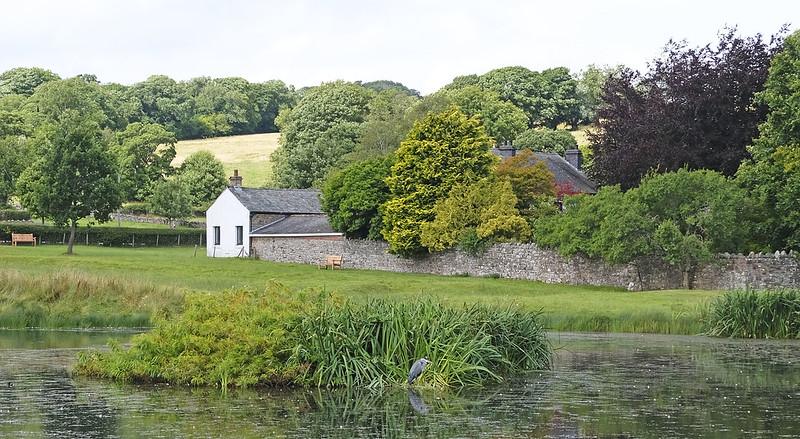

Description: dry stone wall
[251,237,800,291]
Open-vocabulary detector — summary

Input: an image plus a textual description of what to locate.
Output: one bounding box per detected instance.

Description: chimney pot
[565,149,582,171]
[229,169,243,188]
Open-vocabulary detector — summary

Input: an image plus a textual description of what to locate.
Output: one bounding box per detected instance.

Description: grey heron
[407,357,431,385]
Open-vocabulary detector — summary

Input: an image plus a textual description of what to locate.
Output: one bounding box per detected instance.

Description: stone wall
[250,237,800,291]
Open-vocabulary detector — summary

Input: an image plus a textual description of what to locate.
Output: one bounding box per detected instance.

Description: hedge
[0,224,204,247]
[0,209,32,221]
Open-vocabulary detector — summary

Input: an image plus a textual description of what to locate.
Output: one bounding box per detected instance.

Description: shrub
[0,224,203,247]
[118,202,149,215]
[513,128,577,155]
[705,290,800,339]
[0,209,31,221]
[76,286,552,388]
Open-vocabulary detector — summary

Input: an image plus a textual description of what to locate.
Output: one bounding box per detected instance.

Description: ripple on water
[1,330,799,438]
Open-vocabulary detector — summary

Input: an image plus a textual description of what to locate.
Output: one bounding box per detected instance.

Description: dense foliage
[112,122,176,201]
[513,128,578,155]
[177,151,227,206]
[535,169,758,287]
[706,290,800,339]
[271,81,373,187]
[321,158,391,239]
[0,224,203,247]
[737,30,800,251]
[16,79,122,254]
[474,66,580,129]
[75,286,551,388]
[382,108,497,256]
[441,86,528,143]
[148,178,193,227]
[420,178,531,254]
[495,149,558,227]
[590,29,784,188]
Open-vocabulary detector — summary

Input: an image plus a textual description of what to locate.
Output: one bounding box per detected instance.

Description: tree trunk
[66,220,77,255]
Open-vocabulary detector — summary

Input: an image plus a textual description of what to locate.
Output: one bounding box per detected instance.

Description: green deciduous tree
[535,169,758,288]
[321,158,391,239]
[420,178,531,254]
[0,110,31,205]
[513,128,578,155]
[382,108,497,256]
[350,89,418,160]
[737,29,800,250]
[178,151,227,207]
[113,122,177,201]
[148,178,192,228]
[443,86,528,143]
[271,81,373,187]
[0,67,60,97]
[16,109,121,255]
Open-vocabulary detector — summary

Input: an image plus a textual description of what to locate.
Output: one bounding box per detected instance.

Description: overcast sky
[1,0,796,94]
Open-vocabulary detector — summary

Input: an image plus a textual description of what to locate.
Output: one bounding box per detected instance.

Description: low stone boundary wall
[250,237,800,290]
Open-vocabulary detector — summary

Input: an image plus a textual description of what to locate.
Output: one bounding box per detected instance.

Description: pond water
[1,330,798,438]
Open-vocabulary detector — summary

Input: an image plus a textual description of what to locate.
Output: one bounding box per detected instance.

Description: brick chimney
[565,149,582,171]
[229,169,243,188]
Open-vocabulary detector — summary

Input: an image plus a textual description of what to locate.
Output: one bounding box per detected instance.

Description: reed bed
[76,285,551,388]
[0,269,184,328]
[294,299,550,388]
[705,290,800,339]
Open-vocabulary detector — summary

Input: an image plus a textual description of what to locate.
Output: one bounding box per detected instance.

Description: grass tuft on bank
[705,290,800,339]
[0,270,184,328]
[75,285,551,388]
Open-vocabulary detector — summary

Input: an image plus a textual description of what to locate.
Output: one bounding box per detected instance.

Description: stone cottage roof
[490,146,598,194]
[229,188,323,214]
[250,214,337,235]
[534,152,597,194]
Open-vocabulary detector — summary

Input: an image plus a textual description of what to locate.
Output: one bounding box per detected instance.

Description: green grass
[0,245,720,334]
[173,133,280,187]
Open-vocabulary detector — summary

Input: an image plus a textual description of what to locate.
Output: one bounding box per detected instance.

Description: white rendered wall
[206,189,250,257]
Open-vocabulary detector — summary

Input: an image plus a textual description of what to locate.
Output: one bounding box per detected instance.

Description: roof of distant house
[229,188,324,214]
[534,152,597,194]
[490,146,598,194]
[250,214,337,235]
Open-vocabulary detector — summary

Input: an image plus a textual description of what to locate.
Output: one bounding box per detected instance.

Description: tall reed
[291,298,550,388]
[0,269,184,328]
[705,290,800,339]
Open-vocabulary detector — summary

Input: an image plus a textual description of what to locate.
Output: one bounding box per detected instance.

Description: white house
[206,170,343,257]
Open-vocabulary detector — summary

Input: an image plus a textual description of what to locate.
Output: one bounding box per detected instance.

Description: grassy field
[0,245,720,333]
[173,133,280,187]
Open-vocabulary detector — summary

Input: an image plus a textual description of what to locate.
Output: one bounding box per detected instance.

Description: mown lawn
[0,245,721,333]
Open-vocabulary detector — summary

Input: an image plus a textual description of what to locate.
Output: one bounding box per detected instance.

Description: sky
[0,0,797,94]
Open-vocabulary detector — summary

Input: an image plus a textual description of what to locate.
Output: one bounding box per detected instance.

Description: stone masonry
[250,237,800,290]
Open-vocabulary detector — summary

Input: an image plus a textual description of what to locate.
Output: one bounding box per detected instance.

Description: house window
[236,226,243,246]
[213,226,220,245]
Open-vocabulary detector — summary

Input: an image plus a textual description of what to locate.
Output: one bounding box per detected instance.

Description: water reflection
[1,330,798,438]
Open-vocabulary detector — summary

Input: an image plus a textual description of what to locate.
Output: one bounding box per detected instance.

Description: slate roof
[490,147,597,194]
[250,214,338,235]
[534,152,597,194]
[229,188,323,214]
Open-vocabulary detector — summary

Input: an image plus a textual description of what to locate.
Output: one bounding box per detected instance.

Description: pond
[1,330,798,438]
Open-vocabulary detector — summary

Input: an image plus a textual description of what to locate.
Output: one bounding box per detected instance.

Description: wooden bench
[11,233,36,246]
[318,255,343,270]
